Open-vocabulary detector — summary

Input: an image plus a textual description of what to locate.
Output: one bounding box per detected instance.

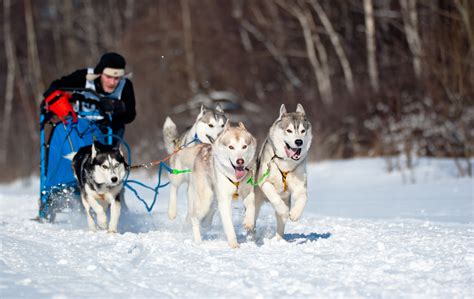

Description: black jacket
[44,69,136,133]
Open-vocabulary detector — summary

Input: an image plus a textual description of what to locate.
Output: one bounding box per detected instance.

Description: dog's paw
[168,209,177,220]
[289,209,302,222]
[228,241,240,249]
[242,219,254,232]
[107,229,117,234]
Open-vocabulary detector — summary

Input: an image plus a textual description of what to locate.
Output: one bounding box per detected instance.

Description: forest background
[0,0,472,181]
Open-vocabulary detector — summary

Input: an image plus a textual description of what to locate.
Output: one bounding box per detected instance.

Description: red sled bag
[44,90,77,124]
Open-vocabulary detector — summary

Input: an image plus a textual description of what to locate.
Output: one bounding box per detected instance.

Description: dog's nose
[295,139,303,147]
[236,158,244,166]
[111,177,118,183]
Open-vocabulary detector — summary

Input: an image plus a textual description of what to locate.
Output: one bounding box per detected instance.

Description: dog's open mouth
[231,162,246,180]
[206,134,215,143]
[285,142,302,160]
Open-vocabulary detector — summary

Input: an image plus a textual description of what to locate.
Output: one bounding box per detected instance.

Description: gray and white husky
[162,105,227,220]
[188,121,257,248]
[72,141,127,233]
[245,104,313,240]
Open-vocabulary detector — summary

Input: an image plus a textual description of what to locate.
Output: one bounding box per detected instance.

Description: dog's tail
[163,116,179,154]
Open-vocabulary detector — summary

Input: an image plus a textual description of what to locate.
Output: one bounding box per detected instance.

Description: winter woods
[0,0,472,181]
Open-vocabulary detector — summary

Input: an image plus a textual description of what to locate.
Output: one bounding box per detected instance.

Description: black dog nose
[295,139,303,147]
[111,177,118,183]
[236,158,244,166]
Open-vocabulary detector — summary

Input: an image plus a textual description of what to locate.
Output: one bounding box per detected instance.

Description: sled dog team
[74,103,312,248]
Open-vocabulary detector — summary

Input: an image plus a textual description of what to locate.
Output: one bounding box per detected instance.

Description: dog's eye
[286,129,293,133]
[229,145,234,150]
[301,129,306,133]
[114,163,120,168]
[221,124,224,128]
[208,124,214,128]
[102,165,109,170]
[242,145,247,149]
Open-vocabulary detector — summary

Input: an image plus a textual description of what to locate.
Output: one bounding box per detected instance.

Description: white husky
[188,121,257,248]
[163,105,227,220]
[245,104,313,240]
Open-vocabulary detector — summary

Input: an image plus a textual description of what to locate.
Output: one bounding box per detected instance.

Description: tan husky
[188,121,257,248]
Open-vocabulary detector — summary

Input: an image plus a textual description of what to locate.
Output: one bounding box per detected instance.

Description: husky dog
[245,104,312,240]
[72,141,128,233]
[163,104,227,220]
[188,122,257,248]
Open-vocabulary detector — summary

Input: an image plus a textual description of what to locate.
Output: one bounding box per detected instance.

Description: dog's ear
[278,104,287,119]
[197,104,206,119]
[215,104,224,113]
[296,103,306,115]
[223,119,231,131]
[118,145,126,159]
[91,143,97,159]
[238,122,246,130]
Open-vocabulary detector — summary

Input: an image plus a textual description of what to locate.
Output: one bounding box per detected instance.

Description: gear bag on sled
[38,88,121,222]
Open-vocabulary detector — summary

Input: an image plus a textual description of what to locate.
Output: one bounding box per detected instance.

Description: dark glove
[100,98,126,114]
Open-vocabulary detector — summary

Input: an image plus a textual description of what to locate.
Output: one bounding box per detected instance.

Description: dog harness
[278,169,289,192]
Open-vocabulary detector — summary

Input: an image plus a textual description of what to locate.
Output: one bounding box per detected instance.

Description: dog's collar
[225,176,240,200]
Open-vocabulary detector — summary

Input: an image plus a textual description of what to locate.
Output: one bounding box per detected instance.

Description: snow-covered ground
[1,158,473,298]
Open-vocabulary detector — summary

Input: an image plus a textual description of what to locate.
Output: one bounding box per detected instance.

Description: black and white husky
[72,141,128,233]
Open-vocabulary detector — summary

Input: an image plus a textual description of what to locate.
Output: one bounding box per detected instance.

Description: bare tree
[238,19,302,88]
[64,0,80,68]
[308,0,355,94]
[400,0,423,78]
[181,0,198,93]
[84,0,100,61]
[1,0,16,164]
[364,0,379,91]
[24,0,45,103]
[276,0,333,104]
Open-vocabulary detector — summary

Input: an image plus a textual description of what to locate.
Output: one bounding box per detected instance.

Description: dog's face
[91,143,127,187]
[214,121,257,180]
[270,104,312,161]
[194,104,227,144]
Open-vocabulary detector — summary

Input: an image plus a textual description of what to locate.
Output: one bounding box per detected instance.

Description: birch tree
[276,0,333,105]
[400,0,423,78]
[308,0,355,94]
[364,0,379,91]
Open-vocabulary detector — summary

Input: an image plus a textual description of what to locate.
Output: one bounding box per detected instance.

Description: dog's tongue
[235,167,246,180]
[285,146,297,158]
[285,147,301,160]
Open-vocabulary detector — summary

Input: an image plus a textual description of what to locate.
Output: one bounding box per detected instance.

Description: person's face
[100,74,121,93]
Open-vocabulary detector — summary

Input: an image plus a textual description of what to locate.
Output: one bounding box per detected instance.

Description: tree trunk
[84,0,99,62]
[400,0,422,78]
[1,0,15,164]
[180,0,198,93]
[364,0,379,91]
[64,0,79,69]
[24,0,45,103]
[276,0,332,105]
[309,0,355,94]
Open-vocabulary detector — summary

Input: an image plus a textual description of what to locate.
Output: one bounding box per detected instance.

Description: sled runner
[38,88,122,222]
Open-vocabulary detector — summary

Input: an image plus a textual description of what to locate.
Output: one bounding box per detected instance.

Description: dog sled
[38,88,124,222]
